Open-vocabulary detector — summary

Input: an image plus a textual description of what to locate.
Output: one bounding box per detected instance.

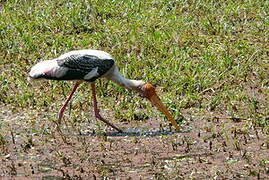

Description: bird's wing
[56,54,114,81]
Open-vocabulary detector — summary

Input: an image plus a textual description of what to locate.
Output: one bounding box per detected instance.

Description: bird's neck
[107,67,145,91]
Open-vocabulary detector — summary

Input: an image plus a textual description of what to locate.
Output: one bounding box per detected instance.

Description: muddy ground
[0,107,269,179]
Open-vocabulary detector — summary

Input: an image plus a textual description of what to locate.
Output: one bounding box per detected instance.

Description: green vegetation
[1,0,268,123]
[0,0,268,178]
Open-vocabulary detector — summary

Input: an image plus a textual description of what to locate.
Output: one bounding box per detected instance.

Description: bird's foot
[95,112,123,133]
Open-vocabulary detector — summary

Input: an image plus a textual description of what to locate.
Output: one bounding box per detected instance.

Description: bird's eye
[138,93,145,98]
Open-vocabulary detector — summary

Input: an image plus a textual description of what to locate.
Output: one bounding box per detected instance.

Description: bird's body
[29,50,115,81]
[29,49,180,132]
[29,50,144,90]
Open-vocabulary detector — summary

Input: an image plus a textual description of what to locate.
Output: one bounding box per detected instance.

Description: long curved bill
[149,94,180,130]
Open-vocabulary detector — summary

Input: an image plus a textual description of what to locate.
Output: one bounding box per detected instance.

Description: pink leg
[58,82,80,122]
[91,83,123,133]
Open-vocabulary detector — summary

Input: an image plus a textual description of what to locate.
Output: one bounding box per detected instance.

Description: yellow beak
[149,94,180,130]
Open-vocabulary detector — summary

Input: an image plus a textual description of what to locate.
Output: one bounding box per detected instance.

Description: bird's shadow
[80,126,192,137]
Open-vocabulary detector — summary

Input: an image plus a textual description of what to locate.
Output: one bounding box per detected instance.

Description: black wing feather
[56,55,114,81]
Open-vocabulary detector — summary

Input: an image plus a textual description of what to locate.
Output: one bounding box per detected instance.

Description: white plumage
[58,49,113,60]
[83,67,99,80]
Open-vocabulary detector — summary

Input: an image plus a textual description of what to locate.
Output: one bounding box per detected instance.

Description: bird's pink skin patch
[43,68,54,76]
[43,70,50,75]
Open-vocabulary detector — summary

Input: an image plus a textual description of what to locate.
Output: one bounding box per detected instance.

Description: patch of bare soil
[0,108,269,179]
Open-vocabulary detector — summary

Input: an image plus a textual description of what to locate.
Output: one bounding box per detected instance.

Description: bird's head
[137,83,180,131]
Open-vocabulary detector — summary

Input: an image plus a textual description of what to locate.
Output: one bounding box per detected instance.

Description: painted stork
[28,49,180,132]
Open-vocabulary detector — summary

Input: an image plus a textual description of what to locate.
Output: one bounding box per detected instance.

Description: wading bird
[28,49,180,132]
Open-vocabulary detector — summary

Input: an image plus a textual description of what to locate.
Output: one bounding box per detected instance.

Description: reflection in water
[79,126,192,137]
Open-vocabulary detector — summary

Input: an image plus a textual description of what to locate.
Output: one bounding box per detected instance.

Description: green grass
[0,0,269,177]
[1,0,268,120]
